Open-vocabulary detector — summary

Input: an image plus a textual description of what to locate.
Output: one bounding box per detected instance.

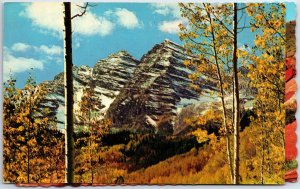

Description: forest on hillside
[3,2,295,185]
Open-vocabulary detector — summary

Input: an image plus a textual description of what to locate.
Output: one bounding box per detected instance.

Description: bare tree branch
[237,9,249,33]
[237,26,251,33]
[236,5,250,11]
[71,3,92,20]
[187,36,213,47]
[237,8,245,24]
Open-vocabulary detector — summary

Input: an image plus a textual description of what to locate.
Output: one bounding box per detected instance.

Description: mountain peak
[108,50,133,58]
[162,39,184,50]
[163,39,179,45]
[107,39,199,134]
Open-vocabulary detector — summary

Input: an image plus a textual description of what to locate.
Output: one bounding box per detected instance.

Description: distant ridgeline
[40,39,254,135]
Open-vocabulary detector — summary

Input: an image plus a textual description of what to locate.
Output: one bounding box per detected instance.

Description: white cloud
[151,3,181,18]
[154,8,170,16]
[152,4,185,34]
[73,13,115,36]
[3,48,44,80]
[115,8,140,29]
[22,2,115,37]
[11,43,32,52]
[10,42,63,56]
[22,2,63,35]
[46,56,63,65]
[158,19,183,34]
[38,45,63,56]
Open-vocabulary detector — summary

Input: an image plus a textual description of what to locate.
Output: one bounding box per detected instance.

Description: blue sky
[3,2,296,87]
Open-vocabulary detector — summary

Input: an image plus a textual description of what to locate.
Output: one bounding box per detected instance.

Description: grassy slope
[124,125,285,184]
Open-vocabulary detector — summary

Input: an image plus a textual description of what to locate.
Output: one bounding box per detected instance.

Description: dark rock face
[92,51,140,98]
[106,40,199,134]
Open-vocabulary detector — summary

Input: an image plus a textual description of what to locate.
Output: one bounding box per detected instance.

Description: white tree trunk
[233,2,240,185]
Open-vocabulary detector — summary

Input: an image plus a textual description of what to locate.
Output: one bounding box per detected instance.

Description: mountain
[40,39,254,134]
[107,40,203,134]
[40,51,139,130]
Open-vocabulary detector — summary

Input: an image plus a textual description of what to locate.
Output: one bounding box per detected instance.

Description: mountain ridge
[40,39,252,134]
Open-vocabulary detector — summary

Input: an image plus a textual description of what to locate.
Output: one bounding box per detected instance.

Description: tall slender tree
[63,2,74,184]
[232,3,240,184]
[178,3,234,181]
[63,2,91,184]
[77,83,99,183]
[179,3,252,184]
[243,3,286,183]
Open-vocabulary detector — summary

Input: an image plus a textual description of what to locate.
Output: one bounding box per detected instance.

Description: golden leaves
[188,73,199,81]
[254,36,266,48]
[178,23,186,30]
[17,126,25,132]
[237,49,248,58]
[28,138,37,146]
[3,74,68,183]
[183,60,191,67]
[255,14,263,21]
[246,5,255,16]
[192,129,209,143]
[272,20,283,30]
[222,83,229,90]
[243,3,285,184]
[17,135,25,142]
[197,65,206,72]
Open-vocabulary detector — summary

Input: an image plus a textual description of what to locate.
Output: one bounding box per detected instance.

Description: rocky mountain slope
[41,51,139,130]
[107,40,204,134]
